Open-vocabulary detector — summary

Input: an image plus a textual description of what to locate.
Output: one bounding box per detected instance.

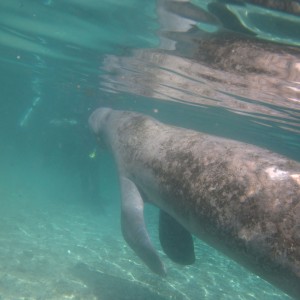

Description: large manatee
[89,108,300,299]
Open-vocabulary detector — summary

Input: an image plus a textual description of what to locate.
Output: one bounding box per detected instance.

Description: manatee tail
[120,176,166,276]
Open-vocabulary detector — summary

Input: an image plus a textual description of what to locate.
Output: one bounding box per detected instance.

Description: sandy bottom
[0,194,292,300]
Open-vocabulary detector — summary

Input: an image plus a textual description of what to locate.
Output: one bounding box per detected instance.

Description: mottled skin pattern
[89,108,300,299]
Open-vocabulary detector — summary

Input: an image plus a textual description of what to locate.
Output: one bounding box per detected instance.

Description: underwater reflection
[101,0,300,133]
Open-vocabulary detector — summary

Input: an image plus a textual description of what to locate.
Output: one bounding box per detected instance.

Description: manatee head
[88,107,112,135]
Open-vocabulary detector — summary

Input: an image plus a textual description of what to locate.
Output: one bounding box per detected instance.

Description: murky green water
[0,1,299,299]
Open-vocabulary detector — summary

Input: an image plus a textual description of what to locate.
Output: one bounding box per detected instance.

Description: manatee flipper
[120,176,166,276]
[159,210,195,265]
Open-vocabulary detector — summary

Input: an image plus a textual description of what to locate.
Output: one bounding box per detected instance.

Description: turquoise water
[0,0,299,299]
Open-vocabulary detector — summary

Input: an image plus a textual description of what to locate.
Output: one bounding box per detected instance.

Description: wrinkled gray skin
[89,108,300,299]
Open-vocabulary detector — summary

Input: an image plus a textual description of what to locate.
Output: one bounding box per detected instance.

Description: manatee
[89,108,300,299]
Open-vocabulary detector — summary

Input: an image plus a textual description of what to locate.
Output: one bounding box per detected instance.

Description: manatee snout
[88,107,112,135]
